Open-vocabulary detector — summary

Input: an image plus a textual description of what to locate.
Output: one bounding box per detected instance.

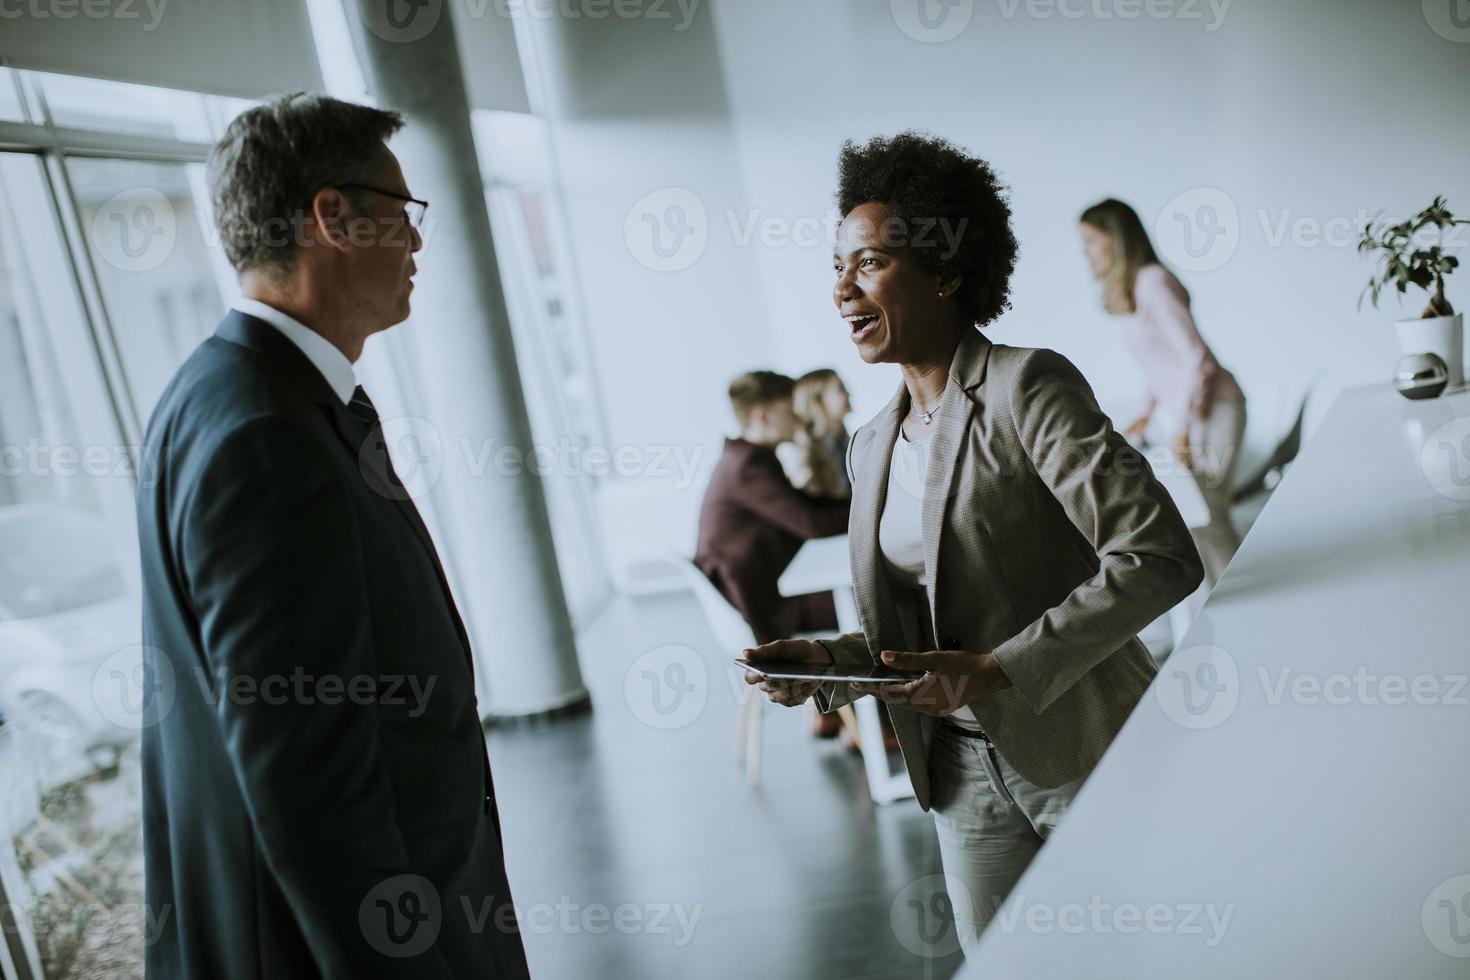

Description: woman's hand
[852,649,1012,717]
[1173,431,1195,470]
[1121,414,1151,444]
[740,638,833,708]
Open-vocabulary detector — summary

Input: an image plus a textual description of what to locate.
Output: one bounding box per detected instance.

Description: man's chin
[388,296,412,327]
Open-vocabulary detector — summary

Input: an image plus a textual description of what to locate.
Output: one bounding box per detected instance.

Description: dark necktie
[347,385,409,493]
[348,385,380,432]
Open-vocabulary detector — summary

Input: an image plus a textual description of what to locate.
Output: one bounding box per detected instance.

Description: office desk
[779,536,916,805]
[962,381,1470,977]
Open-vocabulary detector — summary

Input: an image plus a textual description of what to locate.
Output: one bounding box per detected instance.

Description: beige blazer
[818,328,1203,807]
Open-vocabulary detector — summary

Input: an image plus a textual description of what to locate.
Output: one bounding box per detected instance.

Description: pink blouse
[1123,264,1243,433]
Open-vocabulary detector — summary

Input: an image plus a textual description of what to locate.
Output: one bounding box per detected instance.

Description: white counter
[961,381,1470,978]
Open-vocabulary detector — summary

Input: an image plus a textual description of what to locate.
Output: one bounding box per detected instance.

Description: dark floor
[487,591,968,980]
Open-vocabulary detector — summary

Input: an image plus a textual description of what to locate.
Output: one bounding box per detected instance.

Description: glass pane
[472,110,615,618]
[0,153,146,980]
[67,157,227,422]
[204,94,257,140]
[36,72,211,142]
[0,68,25,122]
[472,110,551,184]
[484,182,612,620]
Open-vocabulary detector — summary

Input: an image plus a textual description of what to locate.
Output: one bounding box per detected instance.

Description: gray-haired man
[137,93,530,979]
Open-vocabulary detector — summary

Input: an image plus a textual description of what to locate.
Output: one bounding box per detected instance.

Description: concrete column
[347,0,585,718]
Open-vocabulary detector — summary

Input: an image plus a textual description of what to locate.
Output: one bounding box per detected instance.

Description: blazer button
[942,635,961,649]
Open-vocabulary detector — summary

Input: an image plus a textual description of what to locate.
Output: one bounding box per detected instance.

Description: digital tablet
[735,659,923,685]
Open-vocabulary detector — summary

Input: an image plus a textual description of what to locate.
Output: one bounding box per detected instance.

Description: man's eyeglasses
[327,183,429,230]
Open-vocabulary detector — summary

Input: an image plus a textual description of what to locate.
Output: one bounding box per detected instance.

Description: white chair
[669,556,847,786]
[1163,381,1317,656]
[668,557,768,785]
[1228,382,1315,536]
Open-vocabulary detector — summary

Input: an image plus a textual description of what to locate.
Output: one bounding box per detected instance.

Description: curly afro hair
[836,131,1018,328]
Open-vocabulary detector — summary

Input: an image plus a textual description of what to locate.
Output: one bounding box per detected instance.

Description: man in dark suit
[694,372,850,645]
[136,94,528,978]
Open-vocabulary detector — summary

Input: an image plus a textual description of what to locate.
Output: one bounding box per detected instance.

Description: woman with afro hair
[744,132,1204,954]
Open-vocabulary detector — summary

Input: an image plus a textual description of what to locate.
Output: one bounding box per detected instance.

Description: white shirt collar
[231,298,357,405]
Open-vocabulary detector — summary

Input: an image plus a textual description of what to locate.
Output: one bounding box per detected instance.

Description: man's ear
[309,187,352,253]
[938,274,962,300]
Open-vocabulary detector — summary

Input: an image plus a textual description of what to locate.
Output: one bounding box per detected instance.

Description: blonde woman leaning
[1079,198,1247,586]
[777,369,853,500]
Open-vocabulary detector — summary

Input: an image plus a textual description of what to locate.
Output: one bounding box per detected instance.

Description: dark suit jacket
[137,312,529,979]
[693,438,849,643]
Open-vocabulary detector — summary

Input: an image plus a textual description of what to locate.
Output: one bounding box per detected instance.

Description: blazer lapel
[326,399,443,570]
[920,380,974,637]
[217,312,443,568]
[214,311,474,664]
[849,385,907,660]
[919,329,995,638]
[327,402,477,665]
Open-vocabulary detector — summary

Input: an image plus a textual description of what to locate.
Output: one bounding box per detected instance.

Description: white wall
[529,0,1470,580]
[704,0,1470,428]
[516,8,776,574]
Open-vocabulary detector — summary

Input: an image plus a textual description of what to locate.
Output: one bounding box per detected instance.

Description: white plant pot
[1395,313,1464,390]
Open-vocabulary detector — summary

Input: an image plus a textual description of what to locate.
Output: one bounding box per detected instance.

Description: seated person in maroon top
[695,371,850,645]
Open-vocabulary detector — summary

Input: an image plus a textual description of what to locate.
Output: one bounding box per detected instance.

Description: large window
[0,64,613,978]
[474,109,612,623]
[66,158,224,422]
[0,74,240,980]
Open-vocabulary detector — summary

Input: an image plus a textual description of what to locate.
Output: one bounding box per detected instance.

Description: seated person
[778,368,853,500]
[695,371,850,646]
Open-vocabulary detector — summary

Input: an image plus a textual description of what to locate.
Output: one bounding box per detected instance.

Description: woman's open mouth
[844,313,879,344]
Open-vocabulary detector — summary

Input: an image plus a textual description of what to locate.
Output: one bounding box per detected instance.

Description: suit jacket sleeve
[737,451,849,539]
[989,348,1204,714]
[181,416,453,979]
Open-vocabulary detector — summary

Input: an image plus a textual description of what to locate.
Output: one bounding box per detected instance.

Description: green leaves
[1358,197,1466,317]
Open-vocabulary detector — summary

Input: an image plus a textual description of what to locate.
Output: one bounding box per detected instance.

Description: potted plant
[1358,196,1468,390]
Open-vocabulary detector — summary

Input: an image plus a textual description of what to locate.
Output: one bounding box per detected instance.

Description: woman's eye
[860,257,877,268]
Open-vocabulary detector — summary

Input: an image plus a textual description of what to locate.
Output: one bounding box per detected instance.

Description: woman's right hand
[741,638,833,707]
[1121,414,1151,444]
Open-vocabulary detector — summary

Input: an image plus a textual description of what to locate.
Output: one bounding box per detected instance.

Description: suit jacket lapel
[214,312,475,665]
[921,378,974,638]
[328,402,476,664]
[326,399,444,565]
[849,385,907,661]
[217,313,442,566]
[916,329,995,641]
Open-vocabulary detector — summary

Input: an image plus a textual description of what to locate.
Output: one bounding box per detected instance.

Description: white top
[962,380,1470,978]
[232,297,356,405]
[878,426,981,727]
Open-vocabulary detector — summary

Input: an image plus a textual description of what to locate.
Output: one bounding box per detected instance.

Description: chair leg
[745,696,762,786]
[732,684,751,760]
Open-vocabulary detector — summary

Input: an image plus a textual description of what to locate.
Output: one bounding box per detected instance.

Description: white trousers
[1185,393,1248,587]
